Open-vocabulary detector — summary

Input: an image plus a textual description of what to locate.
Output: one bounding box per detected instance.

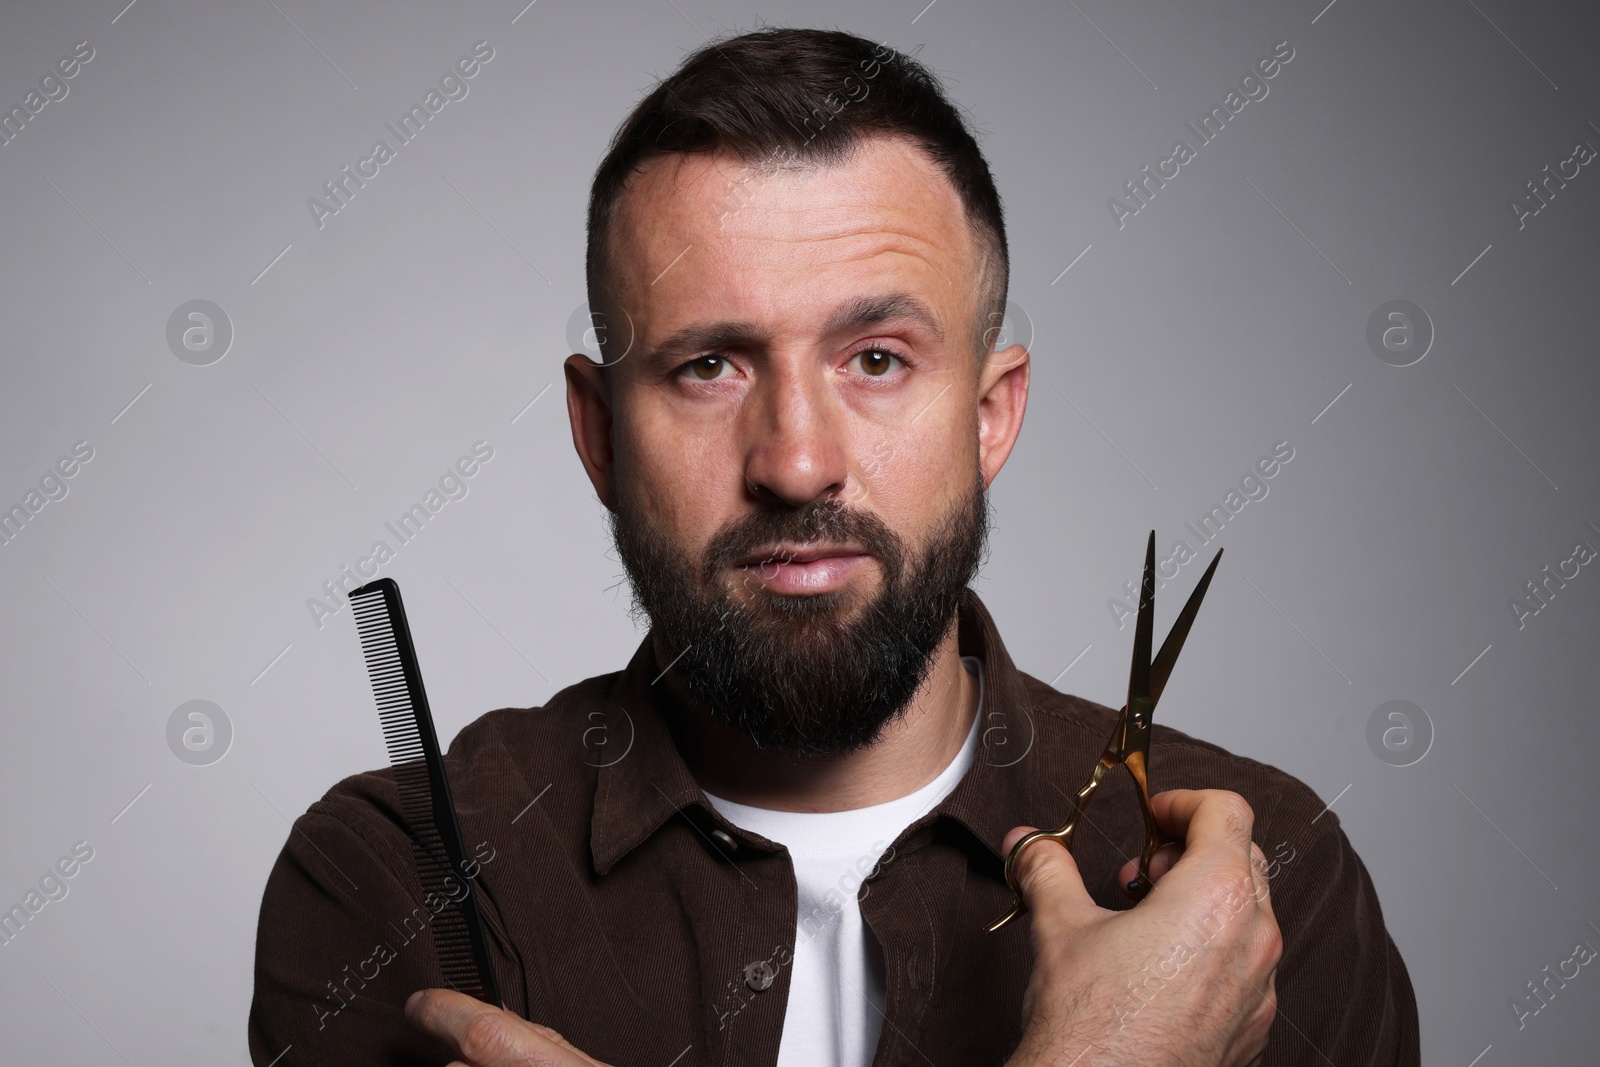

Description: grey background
[1,0,1596,1063]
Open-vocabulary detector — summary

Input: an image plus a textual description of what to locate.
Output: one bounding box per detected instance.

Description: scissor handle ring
[986,819,1078,933]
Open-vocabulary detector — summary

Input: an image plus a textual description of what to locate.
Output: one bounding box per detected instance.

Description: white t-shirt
[702,657,984,1067]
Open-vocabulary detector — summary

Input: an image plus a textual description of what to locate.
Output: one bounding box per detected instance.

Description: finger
[406,989,601,1067]
[1001,824,1037,854]
[519,1023,611,1067]
[1002,825,1100,928]
[1149,789,1256,862]
[407,990,504,1062]
[1248,842,1279,922]
[1244,841,1263,901]
[1115,840,1183,898]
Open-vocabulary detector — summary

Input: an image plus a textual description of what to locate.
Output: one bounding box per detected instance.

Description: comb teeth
[348,580,500,1004]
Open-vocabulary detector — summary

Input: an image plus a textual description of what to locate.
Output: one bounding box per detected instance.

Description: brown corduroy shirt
[249,589,1419,1066]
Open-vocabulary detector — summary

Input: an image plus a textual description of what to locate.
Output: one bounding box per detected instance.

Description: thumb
[1003,825,1099,928]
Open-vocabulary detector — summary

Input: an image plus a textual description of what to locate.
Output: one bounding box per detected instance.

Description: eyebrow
[641,292,947,370]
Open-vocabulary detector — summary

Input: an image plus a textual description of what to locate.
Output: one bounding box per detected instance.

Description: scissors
[987,531,1223,933]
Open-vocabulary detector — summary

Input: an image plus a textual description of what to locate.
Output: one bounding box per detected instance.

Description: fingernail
[405,990,424,1013]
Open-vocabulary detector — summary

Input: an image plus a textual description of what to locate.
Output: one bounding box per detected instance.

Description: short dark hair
[585,26,1009,365]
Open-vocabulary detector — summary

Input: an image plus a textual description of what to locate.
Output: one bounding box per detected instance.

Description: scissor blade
[1149,546,1223,708]
[1127,531,1156,706]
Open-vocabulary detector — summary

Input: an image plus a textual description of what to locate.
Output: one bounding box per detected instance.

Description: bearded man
[250,26,1418,1067]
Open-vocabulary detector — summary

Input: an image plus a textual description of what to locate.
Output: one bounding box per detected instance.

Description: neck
[656,615,978,813]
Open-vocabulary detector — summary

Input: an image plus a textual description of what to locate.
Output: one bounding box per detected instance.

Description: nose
[741,363,850,508]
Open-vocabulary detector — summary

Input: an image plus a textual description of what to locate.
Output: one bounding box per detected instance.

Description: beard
[607,468,990,756]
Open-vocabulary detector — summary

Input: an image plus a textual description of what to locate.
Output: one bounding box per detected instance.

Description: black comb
[348,577,501,1006]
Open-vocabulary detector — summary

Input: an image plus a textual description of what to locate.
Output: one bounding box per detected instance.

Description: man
[250,27,1418,1067]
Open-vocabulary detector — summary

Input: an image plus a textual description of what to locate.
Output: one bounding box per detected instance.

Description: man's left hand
[405,989,613,1066]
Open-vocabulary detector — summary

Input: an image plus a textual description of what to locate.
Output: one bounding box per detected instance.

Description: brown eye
[689,356,731,380]
[850,348,903,376]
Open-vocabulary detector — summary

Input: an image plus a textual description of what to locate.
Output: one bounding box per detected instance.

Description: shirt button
[710,828,738,854]
[744,960,776,991]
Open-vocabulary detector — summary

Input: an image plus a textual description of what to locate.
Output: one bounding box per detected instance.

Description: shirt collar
[589,587,1040,875]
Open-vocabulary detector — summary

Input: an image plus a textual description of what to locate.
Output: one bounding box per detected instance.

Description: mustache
[699,498,906,584]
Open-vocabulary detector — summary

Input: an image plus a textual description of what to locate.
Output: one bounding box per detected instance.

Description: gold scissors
[987,531,1223,933]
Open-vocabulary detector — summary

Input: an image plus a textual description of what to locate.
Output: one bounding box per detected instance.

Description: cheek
[615,400,742,542]
[860,416,973,533]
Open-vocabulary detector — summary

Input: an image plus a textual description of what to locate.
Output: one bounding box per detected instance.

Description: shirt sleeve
[247,798,465,1067]
[1264,817,1420,1066]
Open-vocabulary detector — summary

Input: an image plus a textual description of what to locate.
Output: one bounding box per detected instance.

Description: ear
[976,344,1029,487]
[564,354,617,510]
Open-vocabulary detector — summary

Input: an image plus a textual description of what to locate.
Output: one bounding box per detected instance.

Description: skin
[406,134,1280,1065]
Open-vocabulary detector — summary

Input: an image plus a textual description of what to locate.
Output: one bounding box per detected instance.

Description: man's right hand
[1003,789,1282,1067]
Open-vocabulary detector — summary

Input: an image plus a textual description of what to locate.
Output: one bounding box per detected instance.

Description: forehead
[607,135,981,339]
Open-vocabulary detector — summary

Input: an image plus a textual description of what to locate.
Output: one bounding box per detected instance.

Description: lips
[733,544,874,595]
[736,543,868,567]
